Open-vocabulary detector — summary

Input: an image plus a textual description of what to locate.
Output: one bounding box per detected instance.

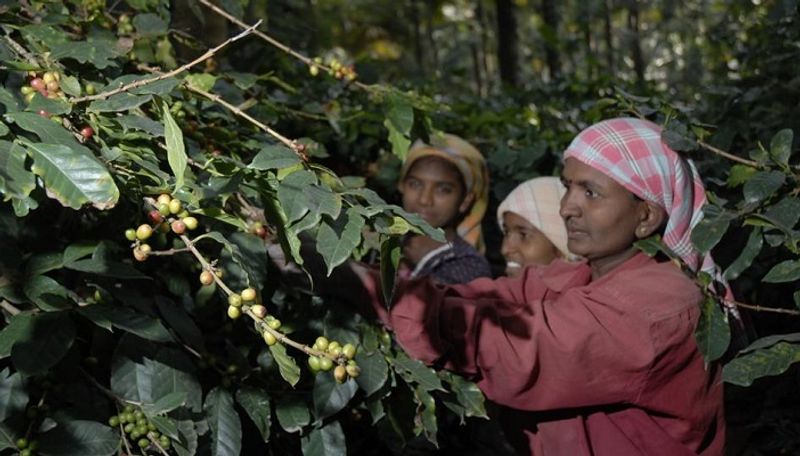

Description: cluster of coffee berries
[307,337,360,383]
[14,437,38,456]
[226,288,259,321]
[108,405,172,451]
[117,14,134,35]
[124,194,199,261]
[20,71,64,103]
[308,57,356,81]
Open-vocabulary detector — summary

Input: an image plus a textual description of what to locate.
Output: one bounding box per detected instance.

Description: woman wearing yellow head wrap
[397,133,491,284]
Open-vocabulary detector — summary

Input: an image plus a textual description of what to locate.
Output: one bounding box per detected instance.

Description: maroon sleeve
[389,268,673,412]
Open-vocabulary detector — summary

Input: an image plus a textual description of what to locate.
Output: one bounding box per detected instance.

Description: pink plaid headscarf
[562,118,714,274]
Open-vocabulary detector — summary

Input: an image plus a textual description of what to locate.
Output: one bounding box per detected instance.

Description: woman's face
[501,211,560,277]
[560,158,648,275]
[399,157,469,230]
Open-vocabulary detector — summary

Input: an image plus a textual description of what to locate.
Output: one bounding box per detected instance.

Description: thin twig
[730,300,800,316]
[1,28,40,67]
[198,0,369,90]
[148,433,170,456]
[185,83,305,156]
[697,140,763,169]
[70,19,262,103]
[0,300,21,316]
[147,247,192,256]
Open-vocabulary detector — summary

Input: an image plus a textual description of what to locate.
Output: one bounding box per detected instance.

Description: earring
[637,227,647,237]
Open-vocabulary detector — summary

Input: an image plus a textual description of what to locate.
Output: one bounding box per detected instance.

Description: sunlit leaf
[762,259,800,283]
[723,341,800,386]
[269,343,301,386]
[163,103,187,193]
[694,296,730,362]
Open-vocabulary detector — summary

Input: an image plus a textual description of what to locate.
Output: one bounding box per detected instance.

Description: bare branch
[697,140,763,169]
[731,300,800,316]
[70,19,262,103]
[198,0,369,90]
[0,300,21,316]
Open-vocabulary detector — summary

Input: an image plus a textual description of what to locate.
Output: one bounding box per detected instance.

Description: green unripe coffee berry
[16,438,28,449]
[138,437,150,448]
[319,357,333,371]
[263,331,277,346]
[267,318,281,330]
[228,294,242,307]
[125,228,137,241]
[345,363,361,378]
[308,356,321,371]
[342,343,357,360]
[124,423,135,433]
[250,304,267,319]
[334,365,348,383]
[314,336,329,351]
[227,306,241,319]
[136,224,153,241]
[241,288,256,301]
[183,216,199,230]
[108,415,120,427]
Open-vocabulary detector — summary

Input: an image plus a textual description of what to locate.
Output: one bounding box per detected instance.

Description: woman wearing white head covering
[497,176,579,277]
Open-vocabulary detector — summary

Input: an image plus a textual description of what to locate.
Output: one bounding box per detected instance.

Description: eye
[436,184,455,195]
[584,188,598,199]
[405,178,422,189]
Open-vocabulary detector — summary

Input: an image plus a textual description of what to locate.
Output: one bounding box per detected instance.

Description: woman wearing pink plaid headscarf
[372,118,725,455]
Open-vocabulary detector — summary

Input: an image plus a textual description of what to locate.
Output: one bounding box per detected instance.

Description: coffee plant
[0,1,798,455]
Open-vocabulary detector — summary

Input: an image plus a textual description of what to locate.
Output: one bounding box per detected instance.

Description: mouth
[506,261,522,269]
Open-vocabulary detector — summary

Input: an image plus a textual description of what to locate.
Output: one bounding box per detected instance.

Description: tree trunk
[425,2,439,69]
[627,0,646,88]
[604,0,614,73]
[495,0,519,87]
[476,0,493,92]
[410,0,424,72]
[541,0,561,79]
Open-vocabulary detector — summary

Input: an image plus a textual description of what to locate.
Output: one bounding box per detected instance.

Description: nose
[418,185,434,206]
[501,234,514,258]
[559,189,580,220]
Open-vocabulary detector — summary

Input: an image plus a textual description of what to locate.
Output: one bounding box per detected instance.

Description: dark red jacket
[386,253,725,455]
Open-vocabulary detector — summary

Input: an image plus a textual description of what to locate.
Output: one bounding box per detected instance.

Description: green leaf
[163,104,187,193]
[355,351,389,397]
[149,415,180,441]
[763,197,800,230]
[691,212,730,254]
[185,73,217,92]
[447,374,487,419]
[762,259,800,283]
[316,209,365,275]
[385,121,411,161]
[173,419,199,456]
[143,391,187,415]
[269,343,301,386]
[6,112,83,147]
[795,291,800,311]
[50,39,119,69]
[11,312,75,375]
[249,145,302,170]
[694,296,731,362]
[0,87,20,112]
[37,420,119,456]
[769,129,793,166]
[275,397,310,433]
[117,115,165,137]
[101,75,180,96]
[23,142,119,210]
[277,170,317,223]
[739,333,800,354]
[133,13,168,37]
[79,305,172,342]
[312,372,358,422]
[301,421,346,456]
[65,258,150,279]
[723,341,800,386]
[0,122,8,137]
[88,93,153,113]
[23,275,74,311]
[236,387,271,443]
[380,236,401,306]
[414,386,438,445]
[0,369,28,421]
[0,313,34,358]
[723,228,763,281]
[661,122,697,152]
[393,353,444,392]
[0,421,17,451]
[204,387,242,456]
[743,170,785,204]
[27,94,71,116]
[59,75,82,97]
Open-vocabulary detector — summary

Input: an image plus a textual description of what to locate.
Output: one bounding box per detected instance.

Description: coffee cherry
[136,224,153,240]
[138,438,150,448]
[266,318,281,330]
[24,92,36,103]
[21,86,34,95]
[159,435,171,449]
[46,80,60,92]
[254,225,267,239]
[345,362,361,378]
[16,438,28,449]
[158,222,170,233]
[334,365,347,383]
[308,356,321,371]
[85,83,96,95]
[80,126,94,139]
[156,194,172,206]
[183,216,198,230]
[228,294,242,307]
[147,210,163,224]
[241,288,256,302]
[43,72,55,84]
[157,203,170,217]
[342,343,357,360]
[133,247,149,262]
[108,415,120,427]
[251,304,267,319]
[227,306,241,319]
[327,341,341,353]
[314,336,329,351]
[30,78,45,91]
[37,109,49,118]
[139,244,152,255]
[19,449,32,456]
[168,199,182,214]
[262,330,277,346]
[199,271,214,286]
[171,220,186,234]
[125,228,137,241]
[124,423,135,433]
[318,356,333,371]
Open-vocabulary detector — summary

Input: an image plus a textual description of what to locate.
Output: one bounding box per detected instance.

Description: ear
[635,201,667,239]
[458,192,475,214]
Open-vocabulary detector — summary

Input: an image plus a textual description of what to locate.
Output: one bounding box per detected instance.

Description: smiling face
[399,156,472,232]
[560,158,665,277]
[501,211,560,277]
